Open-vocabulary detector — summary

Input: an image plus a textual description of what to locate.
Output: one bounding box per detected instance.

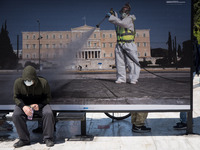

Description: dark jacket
[13,65,51,109]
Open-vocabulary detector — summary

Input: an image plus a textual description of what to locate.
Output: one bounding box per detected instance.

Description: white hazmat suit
[108,14,140,83]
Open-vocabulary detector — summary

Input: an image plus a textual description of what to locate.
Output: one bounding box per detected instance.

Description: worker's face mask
[121,13,127,19]
[24,80,34,86]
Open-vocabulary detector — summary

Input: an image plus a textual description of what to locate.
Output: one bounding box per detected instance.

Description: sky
[0,0,191,50]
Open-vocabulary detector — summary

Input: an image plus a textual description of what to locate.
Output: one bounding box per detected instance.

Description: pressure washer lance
[96,17,106,28]
[96,8,115,28]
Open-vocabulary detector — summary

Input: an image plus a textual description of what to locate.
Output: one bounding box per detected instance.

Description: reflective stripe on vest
[116,27,135,43]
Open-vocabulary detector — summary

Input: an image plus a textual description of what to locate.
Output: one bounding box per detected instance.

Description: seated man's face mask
[24,80,34,86]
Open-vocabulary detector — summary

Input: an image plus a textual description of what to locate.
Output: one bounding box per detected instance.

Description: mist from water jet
[41,27,96,92]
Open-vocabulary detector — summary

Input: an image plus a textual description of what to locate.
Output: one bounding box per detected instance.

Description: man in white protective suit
[107,3,139,84]
[107,3,151,133]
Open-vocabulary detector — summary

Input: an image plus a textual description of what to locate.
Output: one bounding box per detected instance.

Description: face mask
[24,80,34,86]
[121,13,127,19]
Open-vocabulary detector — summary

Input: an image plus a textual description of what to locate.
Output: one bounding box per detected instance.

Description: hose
[120,44,190,84]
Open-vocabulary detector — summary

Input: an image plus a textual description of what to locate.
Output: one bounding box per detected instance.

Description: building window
[53,35,56,39]
[60,43,62,48]
[104,53,106,57]
[76,34,78,38]
[136,33,139,37]
[26,35,29,39]
[144,52,147,56]
[103,43,106,48]
[143,42,147,47]
[33,44,36,49]
[33,35,36,39]
[94,43,97,47]
[110,34,112,38]
[26,44,29,49]
[109,43,112,48]
[88,41,91,47]
[66,34,69,39]
[40,44,42,49]
[32,54,36,58]
[94,34,96,38]
[60,35,63,39]
[111,53,113,57]
[46,44,49,49]
[137,42,140,47]
[46,35,49,39]
[52,44,56,48]
[143,33,146,37]
[26,54,29,58]
[138,52,140,56]
[103,34,105,38]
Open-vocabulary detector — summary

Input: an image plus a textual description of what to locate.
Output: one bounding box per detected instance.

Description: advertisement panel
[0,0,192,113]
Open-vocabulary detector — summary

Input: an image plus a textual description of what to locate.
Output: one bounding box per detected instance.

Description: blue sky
[0,0,191,49]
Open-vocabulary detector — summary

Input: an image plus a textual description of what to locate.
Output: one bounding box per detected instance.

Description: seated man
[12,65,55,148]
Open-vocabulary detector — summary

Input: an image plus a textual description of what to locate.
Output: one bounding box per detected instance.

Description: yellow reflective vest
[116,19,135,44]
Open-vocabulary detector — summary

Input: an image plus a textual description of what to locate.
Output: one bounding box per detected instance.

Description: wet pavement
[0,69,190,106]
[51,77,190,105]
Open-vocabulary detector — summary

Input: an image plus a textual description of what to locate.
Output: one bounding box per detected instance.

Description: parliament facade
[22,25,151,70]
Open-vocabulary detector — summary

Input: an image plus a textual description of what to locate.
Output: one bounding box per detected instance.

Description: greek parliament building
[22,25,151,70]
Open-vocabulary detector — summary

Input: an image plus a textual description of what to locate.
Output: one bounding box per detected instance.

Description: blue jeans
[180,112,187,124]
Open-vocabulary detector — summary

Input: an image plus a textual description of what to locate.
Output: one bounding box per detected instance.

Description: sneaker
[32,127,43,133]
[130,81,137,84]
[173,122,187,130]
[44,139,54,147]
[13,140,30,148]
[130,80,138,84]
[132,125,151,133]
[115,80,126,84]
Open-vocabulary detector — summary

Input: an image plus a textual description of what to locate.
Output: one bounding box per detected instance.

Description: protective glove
[106,12,112,18]
[110,8,115,16]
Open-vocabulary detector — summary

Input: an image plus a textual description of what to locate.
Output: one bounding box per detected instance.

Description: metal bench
[0,106,87,136]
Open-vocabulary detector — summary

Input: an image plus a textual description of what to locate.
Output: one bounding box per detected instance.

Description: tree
[166,32,172,65]
[179,40,192,67]
[177,44,182,58]
[172,36,177,66]
[193,0,200,44]
[0,21,18,69]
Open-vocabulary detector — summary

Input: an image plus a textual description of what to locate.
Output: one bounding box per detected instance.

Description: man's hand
[106,12,112,18]
[22,106,33,116]
[30,104,39,111]
[110,8,115,16]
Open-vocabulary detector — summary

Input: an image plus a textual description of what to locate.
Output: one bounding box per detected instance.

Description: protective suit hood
[22,65,38,85]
